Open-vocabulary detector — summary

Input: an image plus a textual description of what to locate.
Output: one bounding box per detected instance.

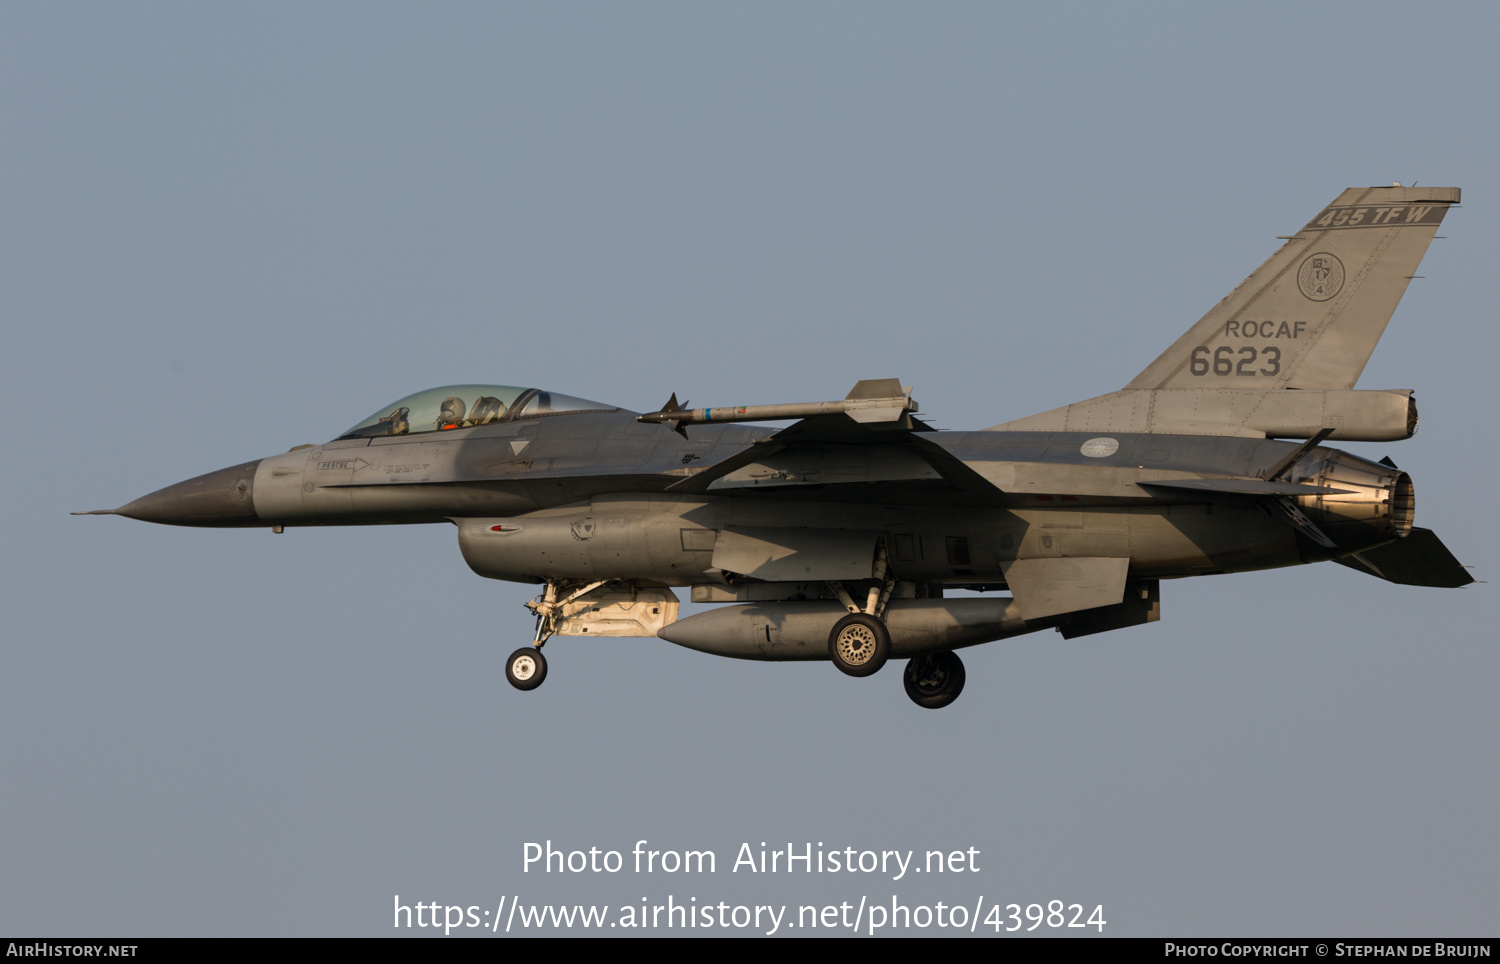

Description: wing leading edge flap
[1001,557,1131,621]
[1334,528,1475,588]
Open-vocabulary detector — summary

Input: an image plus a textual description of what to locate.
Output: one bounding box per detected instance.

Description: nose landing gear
[505,647,548,691]
[505,579,604,692]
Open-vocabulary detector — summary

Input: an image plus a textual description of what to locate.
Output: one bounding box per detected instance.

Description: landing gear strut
[903,651,965,709]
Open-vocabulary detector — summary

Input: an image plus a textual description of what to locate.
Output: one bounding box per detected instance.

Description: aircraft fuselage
[118,410,1405,586]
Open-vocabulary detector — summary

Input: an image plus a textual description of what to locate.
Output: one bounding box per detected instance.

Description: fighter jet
[79,185,1473,708]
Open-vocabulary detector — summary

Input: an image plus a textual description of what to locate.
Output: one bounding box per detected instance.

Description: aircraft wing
[664,412,1002,500]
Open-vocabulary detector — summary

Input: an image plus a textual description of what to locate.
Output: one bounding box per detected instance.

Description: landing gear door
[552,586,681,638]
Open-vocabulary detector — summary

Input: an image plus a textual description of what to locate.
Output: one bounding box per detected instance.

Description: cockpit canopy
[340,385,617,439]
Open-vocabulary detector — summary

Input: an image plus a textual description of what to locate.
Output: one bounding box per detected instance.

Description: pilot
[437,396,467,431]
[467,395,506,425]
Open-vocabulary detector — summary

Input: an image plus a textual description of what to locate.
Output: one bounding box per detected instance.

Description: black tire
[827,613,890,677]
[505,647,548,691]
[903,651,966,709]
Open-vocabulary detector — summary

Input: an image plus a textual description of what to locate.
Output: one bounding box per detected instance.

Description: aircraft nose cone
[115,460,263,526]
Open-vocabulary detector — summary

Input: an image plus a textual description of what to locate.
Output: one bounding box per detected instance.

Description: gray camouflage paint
[86,186,1472,680]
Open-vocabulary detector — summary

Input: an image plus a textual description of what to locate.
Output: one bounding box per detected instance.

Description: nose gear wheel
[506,647,548,691]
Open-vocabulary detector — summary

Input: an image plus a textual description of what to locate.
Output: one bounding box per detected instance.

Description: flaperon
[79,185,1472,708]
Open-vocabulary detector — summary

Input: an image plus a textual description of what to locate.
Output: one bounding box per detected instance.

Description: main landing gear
[828,613,890,677]
[823,545,964,706]
[824,541,898,678]
[903,651,966,709]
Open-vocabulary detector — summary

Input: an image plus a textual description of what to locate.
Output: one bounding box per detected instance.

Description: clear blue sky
[3,2,1496,935]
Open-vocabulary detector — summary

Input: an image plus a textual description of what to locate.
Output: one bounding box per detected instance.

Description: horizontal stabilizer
[1141,478,1352,497]
[1001,556,1130,621]
[1335,528,1475,588]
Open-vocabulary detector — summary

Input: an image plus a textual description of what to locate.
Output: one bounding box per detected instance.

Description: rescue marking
[318,458,372,472]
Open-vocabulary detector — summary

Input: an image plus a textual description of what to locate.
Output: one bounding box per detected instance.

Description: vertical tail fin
[1126,186,1459,391]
